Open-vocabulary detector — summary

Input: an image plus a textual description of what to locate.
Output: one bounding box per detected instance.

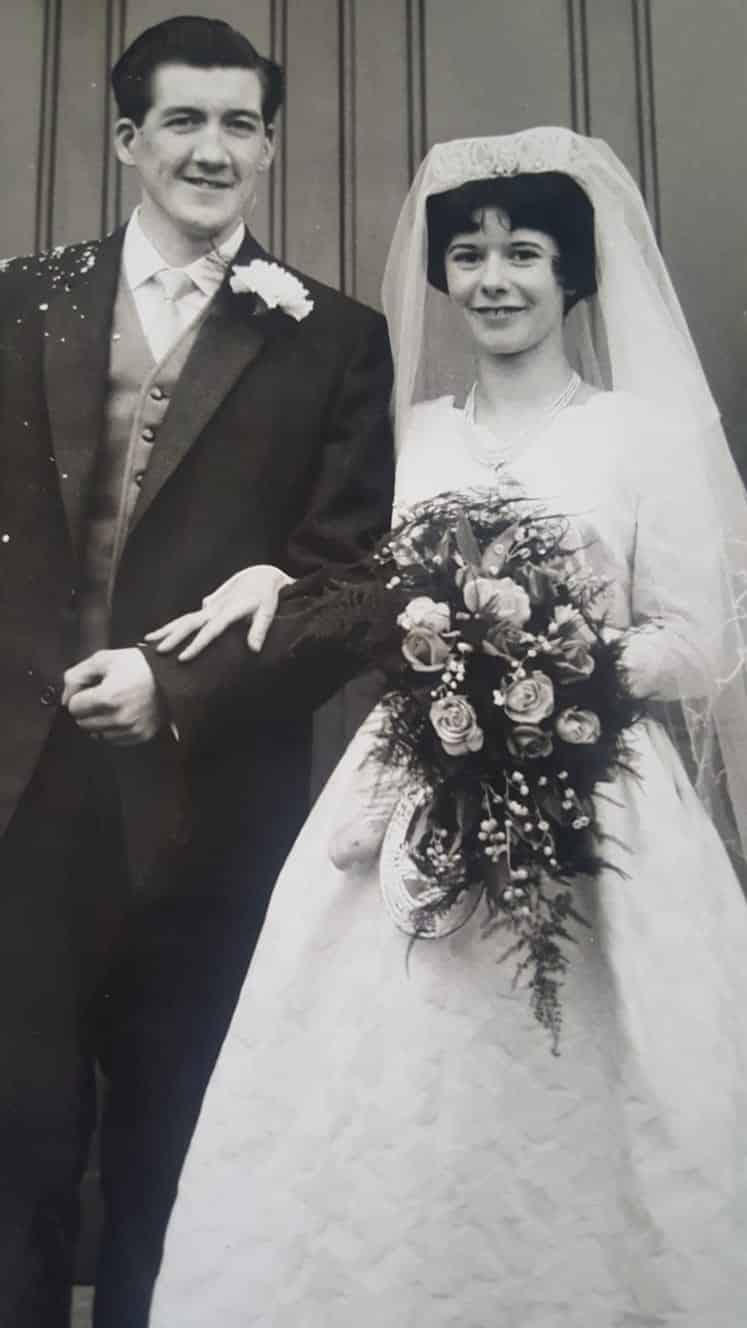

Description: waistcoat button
[40,683,60,706]
[141,427,156,442]
[134,470,145,487]
[150,386,167,401]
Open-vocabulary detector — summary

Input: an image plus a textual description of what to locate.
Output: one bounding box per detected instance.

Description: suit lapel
[129,233,283,536]
[43,230,124,553]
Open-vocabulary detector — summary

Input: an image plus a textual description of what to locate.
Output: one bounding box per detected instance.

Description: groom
[0,15,392,1328]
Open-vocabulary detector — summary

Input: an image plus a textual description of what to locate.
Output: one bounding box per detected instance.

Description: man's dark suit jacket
[0,226,394,881]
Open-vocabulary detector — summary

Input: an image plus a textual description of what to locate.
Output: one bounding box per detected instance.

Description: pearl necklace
[464,371,581,470]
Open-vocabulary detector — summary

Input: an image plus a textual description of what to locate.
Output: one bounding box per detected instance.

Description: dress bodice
[394,391,716,702]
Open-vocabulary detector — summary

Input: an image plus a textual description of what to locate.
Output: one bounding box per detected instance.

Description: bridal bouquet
[312,491,640,1046]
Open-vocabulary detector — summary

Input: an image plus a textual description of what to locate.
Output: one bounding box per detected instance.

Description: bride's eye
[448,247,481,267]
[510,247,540,264]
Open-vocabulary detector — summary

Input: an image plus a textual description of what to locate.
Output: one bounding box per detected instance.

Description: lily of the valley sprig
[230,259,314,322]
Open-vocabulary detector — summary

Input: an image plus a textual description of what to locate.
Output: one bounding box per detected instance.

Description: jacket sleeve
[283,305,394,576]
[144,306,395,750]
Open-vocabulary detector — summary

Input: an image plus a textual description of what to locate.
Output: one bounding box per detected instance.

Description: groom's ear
[114,117,139,167]
[258,126,276,174]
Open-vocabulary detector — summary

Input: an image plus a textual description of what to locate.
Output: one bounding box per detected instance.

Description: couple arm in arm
[64,309,395,751]
[145,568,378,749]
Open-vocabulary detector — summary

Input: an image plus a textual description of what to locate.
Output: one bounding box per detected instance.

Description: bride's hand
[145,565,295,660]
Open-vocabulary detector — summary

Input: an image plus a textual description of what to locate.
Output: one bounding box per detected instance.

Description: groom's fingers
[67,684,113,721]
[62,652,107,705]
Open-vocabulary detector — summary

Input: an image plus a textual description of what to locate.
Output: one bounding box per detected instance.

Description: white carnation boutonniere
[229,259,314,322]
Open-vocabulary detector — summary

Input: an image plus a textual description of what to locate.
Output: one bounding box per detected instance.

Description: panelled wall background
[1,0,745,455]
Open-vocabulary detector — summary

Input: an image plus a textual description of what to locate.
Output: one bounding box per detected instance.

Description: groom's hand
[62,648,165,746]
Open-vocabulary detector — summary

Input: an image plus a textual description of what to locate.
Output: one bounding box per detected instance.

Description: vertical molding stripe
[283,0,340,284]
[406,0,426,179]
[567,0,591,134]
[101,0,114,236]
[270,0,287,259]
[34,0,62,252]
[102,0,128,236]
[338,0,356,296]
[632,0,661,238]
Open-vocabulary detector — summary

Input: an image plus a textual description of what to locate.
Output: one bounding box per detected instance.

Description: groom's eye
[164,112,200,130]
[226,117,259,136]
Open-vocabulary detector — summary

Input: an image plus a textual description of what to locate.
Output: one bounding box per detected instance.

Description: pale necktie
[152,268,197,358]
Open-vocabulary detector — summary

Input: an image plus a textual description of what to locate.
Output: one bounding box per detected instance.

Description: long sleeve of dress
[621,415,724,703]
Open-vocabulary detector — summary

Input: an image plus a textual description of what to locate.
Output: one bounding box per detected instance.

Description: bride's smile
[471,303,527,319]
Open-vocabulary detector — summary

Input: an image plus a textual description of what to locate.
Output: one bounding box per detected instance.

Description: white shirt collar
[123,209,246,298]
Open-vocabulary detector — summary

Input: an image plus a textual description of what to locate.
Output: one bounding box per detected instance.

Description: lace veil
[381,127,747,868]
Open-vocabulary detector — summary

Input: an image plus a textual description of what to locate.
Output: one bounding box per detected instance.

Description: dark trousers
[0,716,307,1328]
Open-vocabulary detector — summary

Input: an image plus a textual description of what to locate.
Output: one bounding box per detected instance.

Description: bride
[149,129,747,1325]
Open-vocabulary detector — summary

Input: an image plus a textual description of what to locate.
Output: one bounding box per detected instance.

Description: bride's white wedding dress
[151,393,747,1328]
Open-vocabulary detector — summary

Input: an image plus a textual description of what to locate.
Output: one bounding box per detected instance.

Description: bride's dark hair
[426,171,597,313]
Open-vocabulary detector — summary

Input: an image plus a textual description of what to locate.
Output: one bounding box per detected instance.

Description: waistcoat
[77,278,207,655]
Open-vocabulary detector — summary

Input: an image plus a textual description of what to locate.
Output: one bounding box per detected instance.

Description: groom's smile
[115,64,275,263]
[183,177,233,189]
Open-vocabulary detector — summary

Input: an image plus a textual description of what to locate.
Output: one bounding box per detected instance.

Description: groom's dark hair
[112,16,284,128]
